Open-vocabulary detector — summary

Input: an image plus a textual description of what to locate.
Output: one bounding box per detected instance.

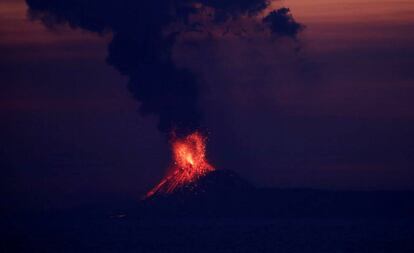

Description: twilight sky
[1,0,414,210]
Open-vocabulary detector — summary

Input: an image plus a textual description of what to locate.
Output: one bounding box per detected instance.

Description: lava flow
[146,131,215,198]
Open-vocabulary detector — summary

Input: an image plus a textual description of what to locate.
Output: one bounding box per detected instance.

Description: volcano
[143,130,257,216]
[142,169,257,217]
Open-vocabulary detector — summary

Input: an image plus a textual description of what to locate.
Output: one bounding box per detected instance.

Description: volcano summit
[146,132,215,198]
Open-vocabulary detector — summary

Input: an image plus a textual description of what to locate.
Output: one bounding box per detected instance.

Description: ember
[146,132,215,197]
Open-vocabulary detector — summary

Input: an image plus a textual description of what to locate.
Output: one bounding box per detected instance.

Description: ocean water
[5,212,414,253]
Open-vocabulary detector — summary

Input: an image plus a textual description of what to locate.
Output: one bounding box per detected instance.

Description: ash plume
[26,0,303,136]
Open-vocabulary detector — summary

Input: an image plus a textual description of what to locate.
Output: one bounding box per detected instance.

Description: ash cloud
[263,8,303,37]
[26,0,302,136]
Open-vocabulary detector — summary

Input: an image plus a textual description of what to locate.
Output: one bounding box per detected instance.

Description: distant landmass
[141,169,414,219]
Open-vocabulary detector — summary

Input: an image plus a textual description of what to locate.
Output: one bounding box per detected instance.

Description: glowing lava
[146,131,215,198]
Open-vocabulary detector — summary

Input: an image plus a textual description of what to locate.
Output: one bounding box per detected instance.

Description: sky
[1,0,414,210]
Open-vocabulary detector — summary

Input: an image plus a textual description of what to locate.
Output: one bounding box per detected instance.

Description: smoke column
[26,0,302,137]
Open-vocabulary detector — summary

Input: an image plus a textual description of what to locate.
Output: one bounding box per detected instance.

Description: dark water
[5,212,414,253]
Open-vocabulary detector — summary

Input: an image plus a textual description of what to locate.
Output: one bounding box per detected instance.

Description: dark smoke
[263,8,303,37]
[26,0,302,136]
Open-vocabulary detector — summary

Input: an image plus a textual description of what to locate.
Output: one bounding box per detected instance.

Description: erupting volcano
[146,132,215,198]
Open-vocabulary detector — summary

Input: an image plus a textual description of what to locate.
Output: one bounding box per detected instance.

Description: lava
[146,131,215,198]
